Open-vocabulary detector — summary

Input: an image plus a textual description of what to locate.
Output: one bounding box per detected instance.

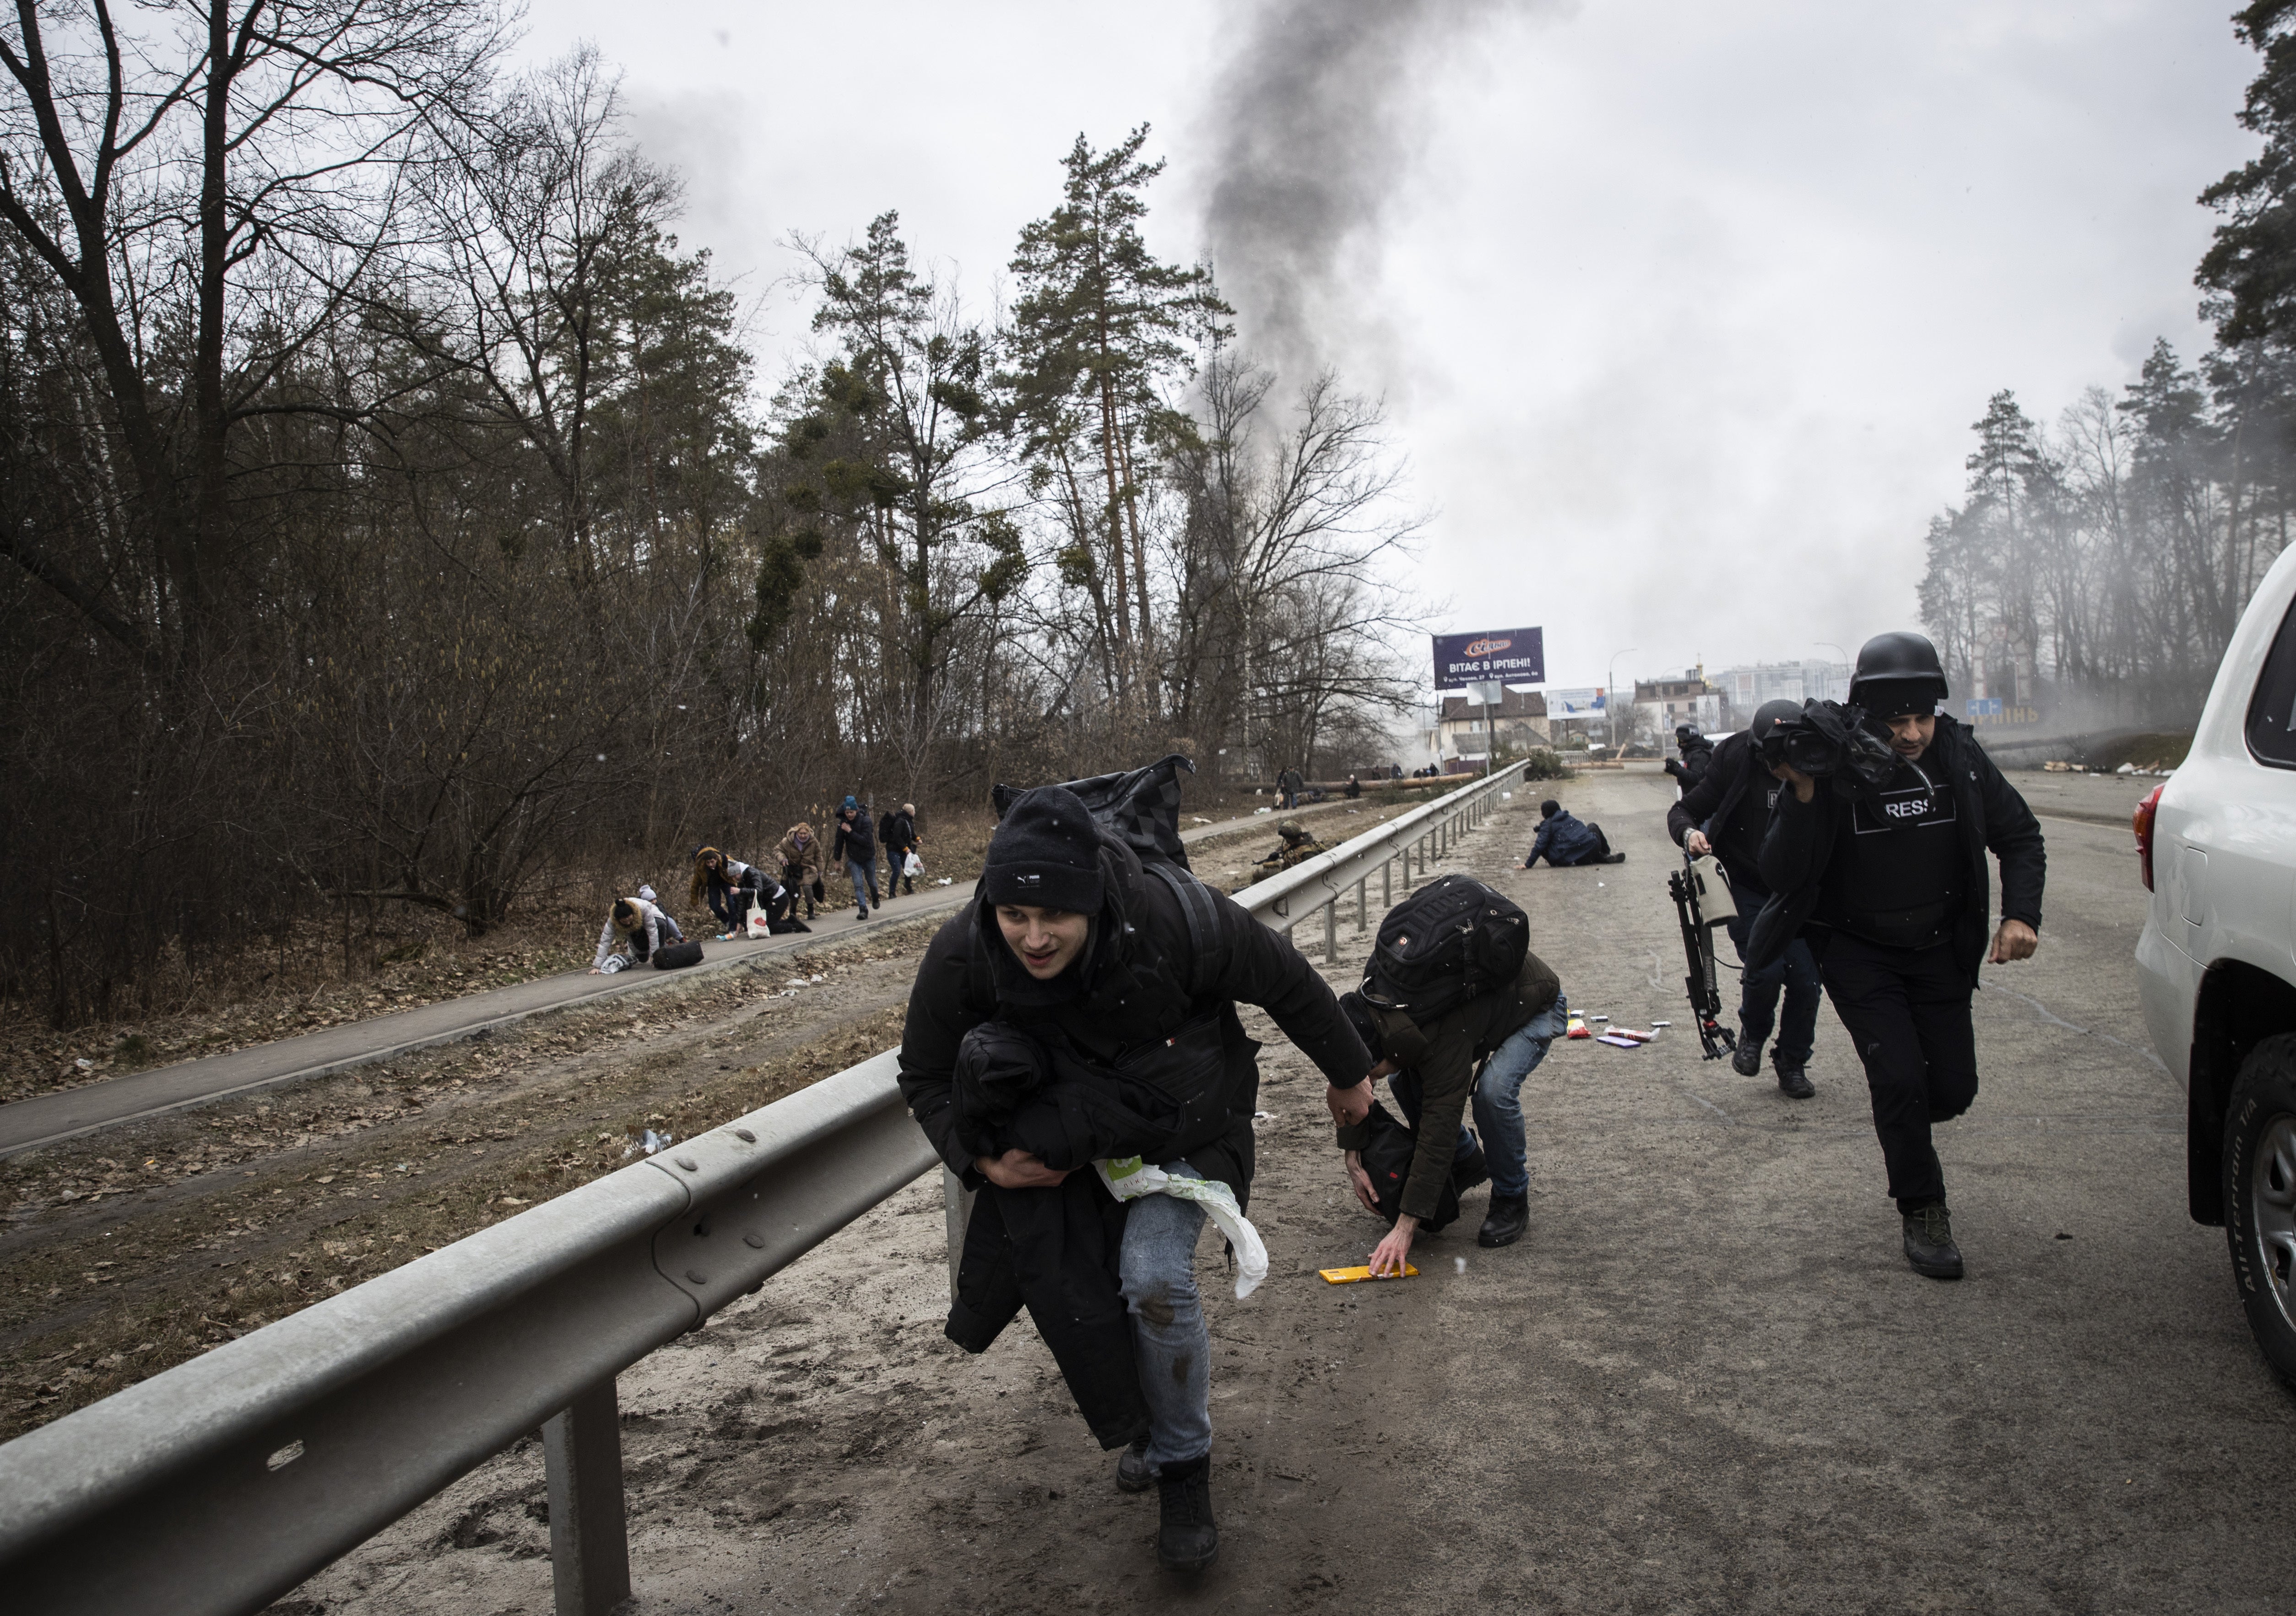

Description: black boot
[1775,1062,1814,1100]
[1116,1435,1156,1493]
[1154,1454,1218,1571]
[1731,1039,1762,1077]
[1901,1202,1963,1280]
[1478,1193,1529,1248]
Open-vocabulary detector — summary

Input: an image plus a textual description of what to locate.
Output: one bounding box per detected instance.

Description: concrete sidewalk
[0,794,1387,1159]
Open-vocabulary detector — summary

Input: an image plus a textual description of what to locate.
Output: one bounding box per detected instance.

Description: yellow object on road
[1318,1263,1420,1283]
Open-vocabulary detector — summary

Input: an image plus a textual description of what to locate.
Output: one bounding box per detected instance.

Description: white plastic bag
[1096,1157,1268,1299]
[744,901,774,939]
[904,850,924,878]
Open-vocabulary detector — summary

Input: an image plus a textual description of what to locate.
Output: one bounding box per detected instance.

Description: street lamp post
[1607,648,1638,751]
[1814,642,1851,704]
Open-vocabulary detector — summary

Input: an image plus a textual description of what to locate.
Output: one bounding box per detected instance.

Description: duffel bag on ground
[652,939,704,970]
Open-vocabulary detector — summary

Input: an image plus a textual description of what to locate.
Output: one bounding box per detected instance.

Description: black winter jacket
[905,833,1371,1448]
[1666,730,1779,894]
[899,834,1373,1200]
[833,812,876,864]
[1751,716,2044,986]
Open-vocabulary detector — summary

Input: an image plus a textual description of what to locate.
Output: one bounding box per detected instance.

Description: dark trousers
[783,864,817,916]
[886,844,915,895]
[1722,908,1822,1068]
[1816,932,1978,1212]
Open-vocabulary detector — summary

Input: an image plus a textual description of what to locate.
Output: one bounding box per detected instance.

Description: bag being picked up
[1096,1157,1268,1298]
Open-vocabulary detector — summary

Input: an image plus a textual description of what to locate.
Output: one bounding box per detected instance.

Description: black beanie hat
[1540,800,1560,819]
[982,785,1106,914]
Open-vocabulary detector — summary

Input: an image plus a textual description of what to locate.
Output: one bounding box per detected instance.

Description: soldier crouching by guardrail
[895,785,1377,1573]
[1751,632,2045,1280]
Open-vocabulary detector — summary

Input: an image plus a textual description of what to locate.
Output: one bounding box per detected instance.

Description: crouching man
[897,786,1377,1573]
[1328,919,1567,1266]
[1524,800,1625,867]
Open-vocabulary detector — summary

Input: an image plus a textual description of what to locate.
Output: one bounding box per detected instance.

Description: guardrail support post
[1322,898,1337,957]
[544,1377,630,1616]
[1355,877,1367,935]
[942,1167,974,1303]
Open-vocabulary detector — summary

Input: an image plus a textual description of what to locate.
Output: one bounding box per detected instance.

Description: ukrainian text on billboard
[1432,627,1545,688]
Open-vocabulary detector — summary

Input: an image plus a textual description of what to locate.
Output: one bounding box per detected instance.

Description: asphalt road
[287,766,2294,1616]
[0,795,1381,1159]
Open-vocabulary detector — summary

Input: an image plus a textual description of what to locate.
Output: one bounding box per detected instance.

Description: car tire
[2223,1033,2296,1386]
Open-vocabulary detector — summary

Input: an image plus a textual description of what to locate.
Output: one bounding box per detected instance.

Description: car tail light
[2134,783,2165,891]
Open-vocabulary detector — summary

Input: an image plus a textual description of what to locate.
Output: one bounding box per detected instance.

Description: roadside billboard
[1432,627,1544,689]
[1545,686,1606,717]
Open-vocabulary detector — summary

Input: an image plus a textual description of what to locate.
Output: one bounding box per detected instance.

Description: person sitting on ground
[590,887,682,973]
[1344,774,1362,800]
[1328,939,1568,1262]
[1523,800,1625,867]
[690,846,787,937]
[776,822,826,919]
[883,802,921,897]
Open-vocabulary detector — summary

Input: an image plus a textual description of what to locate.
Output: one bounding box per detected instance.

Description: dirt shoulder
[0,918,954,1444]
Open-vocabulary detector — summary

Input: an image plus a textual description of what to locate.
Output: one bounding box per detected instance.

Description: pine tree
[1003,127,1229,705]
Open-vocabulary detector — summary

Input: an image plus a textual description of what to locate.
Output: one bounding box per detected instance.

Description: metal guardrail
[0,766,1523,1616]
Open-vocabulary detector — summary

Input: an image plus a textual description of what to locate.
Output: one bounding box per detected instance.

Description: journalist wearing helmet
[1666,700,1824,1099]
[1750,632,2045,1280]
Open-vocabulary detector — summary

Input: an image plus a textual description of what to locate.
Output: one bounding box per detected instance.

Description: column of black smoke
[1201,0,1527,389]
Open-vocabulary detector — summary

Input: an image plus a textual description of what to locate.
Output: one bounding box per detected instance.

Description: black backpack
[1361,874,1529,1024]
[992,753,1197,871]
[1357,1099,1486,1233]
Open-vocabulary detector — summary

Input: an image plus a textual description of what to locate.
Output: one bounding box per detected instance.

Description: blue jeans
[1119,1160,1212,1467]
[1386,994,1567,1200]
[846,858,877,912]
[1722,910,1820,1068]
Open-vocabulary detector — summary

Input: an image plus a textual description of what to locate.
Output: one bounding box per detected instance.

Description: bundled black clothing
[1754,716,2044,1210]
[899,833,1371,1443]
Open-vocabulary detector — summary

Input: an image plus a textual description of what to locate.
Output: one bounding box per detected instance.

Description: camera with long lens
[1757,700,1901,789]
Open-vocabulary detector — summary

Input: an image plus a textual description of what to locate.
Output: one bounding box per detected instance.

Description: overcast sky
[518,0,2257,696]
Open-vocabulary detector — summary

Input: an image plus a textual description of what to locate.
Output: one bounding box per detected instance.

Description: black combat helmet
[1749,698,1802,741]
[1849,632,1948,719]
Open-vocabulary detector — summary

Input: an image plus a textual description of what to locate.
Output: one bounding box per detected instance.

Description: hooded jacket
[774,825,824,880]
[1751,714,2044,986]
[1526,808,1605,867]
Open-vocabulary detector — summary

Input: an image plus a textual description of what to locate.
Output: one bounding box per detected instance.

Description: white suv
[2137,542,2296,1383]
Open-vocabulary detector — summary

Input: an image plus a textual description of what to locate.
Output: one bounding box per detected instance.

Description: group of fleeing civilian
[588,798,925,974]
